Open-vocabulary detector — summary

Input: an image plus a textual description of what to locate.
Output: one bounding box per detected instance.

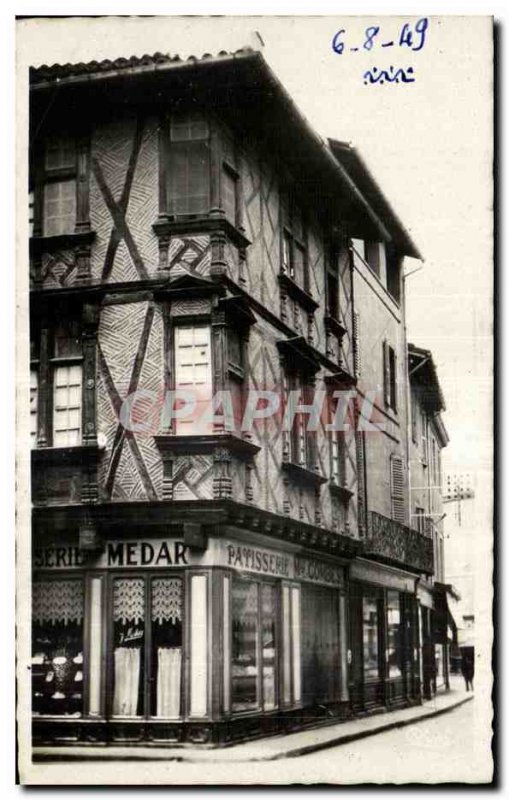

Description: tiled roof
[29,47,256,85]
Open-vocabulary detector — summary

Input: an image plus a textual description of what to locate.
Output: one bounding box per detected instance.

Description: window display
[32,579,84,716]
[386,590,403,679]
[362,594,380,679]
[261,584,277,711]
[112,577,145,717]
[231,578,259,712]
[151,577,183,718]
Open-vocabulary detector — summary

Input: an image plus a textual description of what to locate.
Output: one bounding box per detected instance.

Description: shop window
[173,324,212,434]
[151,578,183,718]
[231,577,260,712]
[111,575,183,719]
[169,114,210,217]
[386,590,403,679]
[231,577,279,713]
[42,136,77,236]
[282,583,301,706]
[32,578,84,716]
[362,594,380,679]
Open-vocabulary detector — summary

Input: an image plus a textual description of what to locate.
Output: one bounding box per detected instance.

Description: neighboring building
[443,472,476,669]
[28,48,434,749]
[408,344,455,696]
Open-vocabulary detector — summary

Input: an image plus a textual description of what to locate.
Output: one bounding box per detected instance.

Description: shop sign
[224,542,344,588]
[33,539,191,570]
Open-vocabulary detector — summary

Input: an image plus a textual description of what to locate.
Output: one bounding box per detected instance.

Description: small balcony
[364,510,434,575]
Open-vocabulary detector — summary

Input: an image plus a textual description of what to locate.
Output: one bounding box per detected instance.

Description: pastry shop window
[231,576,279,713]
[32,578,84,717]
[111,575,184,719]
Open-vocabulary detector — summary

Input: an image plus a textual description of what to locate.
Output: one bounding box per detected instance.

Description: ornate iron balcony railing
[365,510,434,575]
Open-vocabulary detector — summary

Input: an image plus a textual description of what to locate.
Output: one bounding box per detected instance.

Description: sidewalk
[33,684,473,763]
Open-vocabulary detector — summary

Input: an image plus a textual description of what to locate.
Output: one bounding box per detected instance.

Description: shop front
[348,559,421,711]
[32,531,350,747]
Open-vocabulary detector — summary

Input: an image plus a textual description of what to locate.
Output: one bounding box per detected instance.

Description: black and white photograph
[14,10,494,786]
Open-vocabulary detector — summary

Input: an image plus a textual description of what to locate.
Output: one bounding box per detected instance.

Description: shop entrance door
[301,584,340,708]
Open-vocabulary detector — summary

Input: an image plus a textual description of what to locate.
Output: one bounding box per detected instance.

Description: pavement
[33,678,473,764]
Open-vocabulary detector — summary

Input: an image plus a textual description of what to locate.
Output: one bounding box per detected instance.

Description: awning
[432,583,460,645]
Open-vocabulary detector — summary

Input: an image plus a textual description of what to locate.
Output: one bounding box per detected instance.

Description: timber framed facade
[28,48,442,749]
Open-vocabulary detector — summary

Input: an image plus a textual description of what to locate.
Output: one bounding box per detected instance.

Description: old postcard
[15,13,494,785]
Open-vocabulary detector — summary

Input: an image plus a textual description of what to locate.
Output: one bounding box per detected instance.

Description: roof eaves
[328,138,423,260]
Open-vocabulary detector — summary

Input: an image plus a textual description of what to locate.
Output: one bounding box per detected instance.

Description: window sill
[31,443,99,465]
[276,336,320,376]
[30,229,96,255]
[153,215,251,250]
[278,273,319,314]
[154,432,260,459]
[281,461,327,488]
[324,315,347,340]
[329,483,354,503]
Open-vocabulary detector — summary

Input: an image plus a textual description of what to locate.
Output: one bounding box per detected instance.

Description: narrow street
[38,699,489,785]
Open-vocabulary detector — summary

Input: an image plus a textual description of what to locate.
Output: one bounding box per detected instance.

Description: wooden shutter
[390,454,406,523]
[383,340,390,407]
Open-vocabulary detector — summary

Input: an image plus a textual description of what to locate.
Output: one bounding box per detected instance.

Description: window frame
[280,196,309,291]
[230,574,281,715]
[107,571,186,721]
[287,372,314,470]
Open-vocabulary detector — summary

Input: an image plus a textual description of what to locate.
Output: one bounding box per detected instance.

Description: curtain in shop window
[156,648,182,718]
[113,647,141,717]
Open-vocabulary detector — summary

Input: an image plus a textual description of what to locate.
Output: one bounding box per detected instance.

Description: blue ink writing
[363,26,380,51]
[363,66,415,85]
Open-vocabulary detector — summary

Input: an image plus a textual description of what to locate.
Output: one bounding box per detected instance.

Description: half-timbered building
[29,48,435,748]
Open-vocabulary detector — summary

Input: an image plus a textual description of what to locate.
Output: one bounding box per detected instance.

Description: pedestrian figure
[461,649,474,691]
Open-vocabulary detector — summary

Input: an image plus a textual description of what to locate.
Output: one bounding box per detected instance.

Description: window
[330,427,346,488]
[383,340,397,412]
[42,136,77,236]
[362,593,380,679]
[415,506,425,534]
[281,198,308,289]
[32,578,84,716]
[51,319,83,447]
[231,577,279,712]
[365,241,381,278]
[112,575,183,718]
[386,591,403,678]
[326,264,339,321]
[174,324,212,435]
[221,163,238,227]
[30,369,38,446]
[287,374,313,468]
[421,410,428,465]
[53,365,82,446]
[410,389,418,444]
[169,114,210,217]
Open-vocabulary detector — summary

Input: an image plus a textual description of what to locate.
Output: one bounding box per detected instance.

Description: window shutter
[390,454,405,523]
[383,340,390,406]
[391,349,398,412]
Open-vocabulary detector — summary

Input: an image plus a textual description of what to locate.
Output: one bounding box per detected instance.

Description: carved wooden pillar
[211,307,228,433]
[81,303,99,446]
[36,314,51,448]
[210,227,227,279]
[213,446,232,499]
[75,243,92,285]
